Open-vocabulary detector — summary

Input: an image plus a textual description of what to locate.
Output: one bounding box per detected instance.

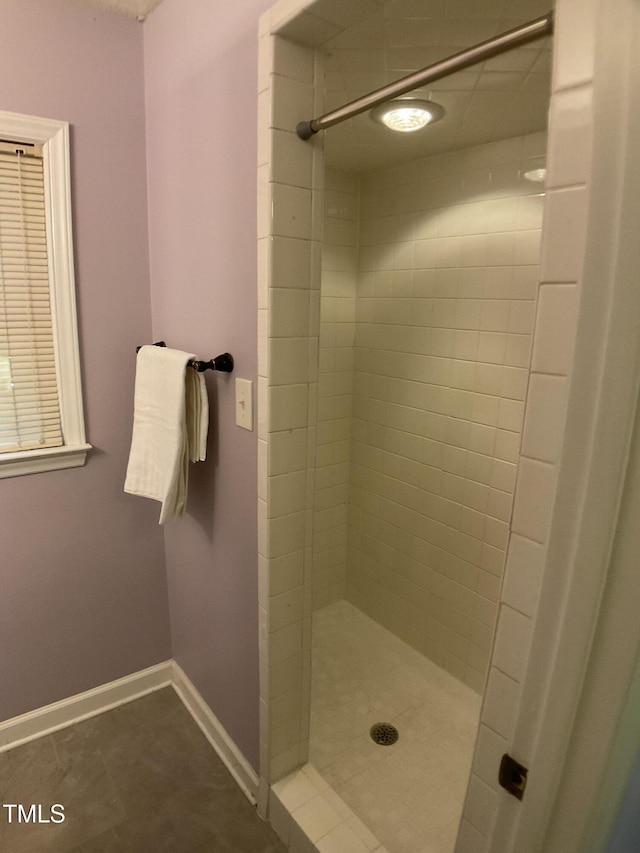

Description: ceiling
[316,0,554,173]
[82,0,163,19]
[82,0,552,173]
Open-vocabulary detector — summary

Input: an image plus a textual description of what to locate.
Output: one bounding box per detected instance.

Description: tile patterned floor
[309,601,482,853]
[0,688,285,853]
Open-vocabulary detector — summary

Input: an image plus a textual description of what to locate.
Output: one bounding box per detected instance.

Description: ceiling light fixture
[524,168,547,182]
[370,99,445,133]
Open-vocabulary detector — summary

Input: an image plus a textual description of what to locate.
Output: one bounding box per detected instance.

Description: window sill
[0,444,92,479]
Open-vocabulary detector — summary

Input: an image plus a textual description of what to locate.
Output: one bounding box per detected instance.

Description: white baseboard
[171,661,259,804]
[0,660,173,753]
[0,659,258,807]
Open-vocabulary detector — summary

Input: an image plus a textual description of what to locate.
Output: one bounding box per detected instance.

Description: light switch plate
[235,378,253,430]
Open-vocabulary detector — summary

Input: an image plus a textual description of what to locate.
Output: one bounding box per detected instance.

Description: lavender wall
[0,0,170,721]
[144,0,272,769]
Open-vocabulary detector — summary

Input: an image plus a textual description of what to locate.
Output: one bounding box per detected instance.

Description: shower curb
[269,764,390,852]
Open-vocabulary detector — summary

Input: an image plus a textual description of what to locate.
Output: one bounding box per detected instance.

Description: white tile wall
[530,284,579,376]
[261,2,598,852]
[520,374,568,464]
[481,667,520,742]
[312,169,360,611]
[344,132,546,692]
[258,28,323,786]
[458,0,598,847]
[500,533,545,619]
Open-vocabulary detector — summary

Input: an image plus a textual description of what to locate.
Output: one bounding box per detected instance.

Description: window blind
[0,143,63,452]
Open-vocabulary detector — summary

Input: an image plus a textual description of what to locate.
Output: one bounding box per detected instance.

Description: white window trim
[0,110,90,478]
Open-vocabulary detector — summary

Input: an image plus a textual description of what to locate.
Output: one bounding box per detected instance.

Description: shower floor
[310,600,482,853]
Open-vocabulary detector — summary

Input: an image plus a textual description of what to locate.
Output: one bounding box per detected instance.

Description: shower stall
[257,1,559,851]
[309,123,546,849]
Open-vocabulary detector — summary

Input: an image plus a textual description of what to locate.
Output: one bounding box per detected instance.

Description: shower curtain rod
[296,11,554,140]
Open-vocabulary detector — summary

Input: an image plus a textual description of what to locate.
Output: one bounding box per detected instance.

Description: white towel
[124,345,209,524]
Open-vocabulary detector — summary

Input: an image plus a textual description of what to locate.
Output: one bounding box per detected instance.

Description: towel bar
[136,341,234,373]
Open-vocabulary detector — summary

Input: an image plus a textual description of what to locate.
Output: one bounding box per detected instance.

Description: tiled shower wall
[313,170,360,611]
[260,3,600,849]
[317,132,546,693]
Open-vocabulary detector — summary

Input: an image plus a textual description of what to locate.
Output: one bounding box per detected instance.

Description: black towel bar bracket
[136,341,234,373]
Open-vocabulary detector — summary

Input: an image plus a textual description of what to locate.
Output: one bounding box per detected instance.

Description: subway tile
[522,131,548,159]
[516,193,545,231]
[487,488,512,523]
[492,604,533,682]
[258,308,269,377]
[502,533,545,618]
[521,373,568,463]
[269,789,292,845]
[477,332,507,364]
[498,398,524,433]
[297,765,328,795]
[501,365,529,401]
[271,74,314,132]
[258,497,268,557]
[325,169,359,195]
[257,92,272,165]
[346,815,381,851]
[270,550,305,599]
[259,555,269,608]
[289,818,321,853]
[504,333,532,368]
[257,164,270,240]
[271,236,313,288]
[546,84,593,188]
[317,821,370,853]
[465,775,499,839]
[482,667,520,741]
[258,376,269,440]
[269,620,303,665]
[269,384,308,431]
[294,134,553,689]
[269,511,306,558]
[456,817,489,853]
[270,428,308,475]
[273,34,315,83]
[472,722,508,791]
[269,471,308,519]
[258,438,268,501]
[270,338,311,385]
[258,237,270,309]
[494,429,520,464]
[540,187,588,283]
[552,0,596,90]
[514,229,542,266]
[269,652,304,704]
[510,265,539,300]
[511,457,557,544]
[270,685,303,725]
[291,793,343,843]
[272,183,313,239]
[271,748,303,787]
[272,129,314,188]
[508,300,536,335]
[531,284,578,376]
[481,543,505,578]
[273,769,321,812]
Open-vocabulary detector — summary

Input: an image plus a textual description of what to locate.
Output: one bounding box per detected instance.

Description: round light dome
[371,99,445,132]
[523,168,547,182]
